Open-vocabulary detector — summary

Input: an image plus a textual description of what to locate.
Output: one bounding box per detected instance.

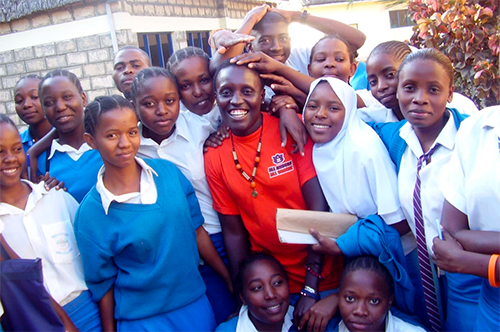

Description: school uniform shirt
[338,311,425,332]
[95,157,158,214]
[440,106,500,233]
[204,113,342,293]
[75,158,206,320]
[20,128,35,153]
[137,111,221,234]
[398,110,458,255]
[357,93,477,124]
[305,78,404,225]
[180,102,222,130]
[0,181,87,305]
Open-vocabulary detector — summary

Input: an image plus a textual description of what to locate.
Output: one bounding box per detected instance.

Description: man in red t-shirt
[205,62,343,329]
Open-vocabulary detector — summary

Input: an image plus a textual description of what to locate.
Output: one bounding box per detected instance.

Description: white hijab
[304,77,403,224]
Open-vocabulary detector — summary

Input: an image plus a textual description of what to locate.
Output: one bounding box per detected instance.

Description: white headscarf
[304,77,404,224]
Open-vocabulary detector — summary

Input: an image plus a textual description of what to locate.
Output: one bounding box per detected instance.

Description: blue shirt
[74,158,206,320]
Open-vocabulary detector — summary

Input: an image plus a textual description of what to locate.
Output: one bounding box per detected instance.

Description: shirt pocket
[42,221,80,265]
[185,149,206,181]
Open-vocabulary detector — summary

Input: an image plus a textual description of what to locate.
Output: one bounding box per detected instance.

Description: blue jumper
[74,158,206,321]
[37,149,102,203]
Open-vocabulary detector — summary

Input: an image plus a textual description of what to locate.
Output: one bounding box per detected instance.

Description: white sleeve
[439,124,468,214]
[447,93,479,115]
[285,45,312,76]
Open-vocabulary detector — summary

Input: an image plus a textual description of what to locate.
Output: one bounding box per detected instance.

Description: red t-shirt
[204,113,342,293]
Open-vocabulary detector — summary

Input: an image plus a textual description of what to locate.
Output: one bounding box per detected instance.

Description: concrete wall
[0,0,262,128]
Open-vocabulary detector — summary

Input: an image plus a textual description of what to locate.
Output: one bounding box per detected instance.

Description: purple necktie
[413,144,441,331]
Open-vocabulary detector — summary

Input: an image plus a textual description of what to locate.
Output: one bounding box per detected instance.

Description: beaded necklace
[230,117,264,198]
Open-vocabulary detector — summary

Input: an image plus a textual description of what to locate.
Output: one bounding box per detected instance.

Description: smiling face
[14,77,45,126]
[135,76,180,143]
[241,259,290,331]
[215,65,265,137]
[172,56,215,116]
[113,49,150,97]
[249,21,291,64]
[397,59,453,130]
[304,82,345,144]
[308,38,357,82]
[40,76,87,134]
[366,53,401,110]
[85,107,140,170]
[339,270,393,332]
[0,123,25,189]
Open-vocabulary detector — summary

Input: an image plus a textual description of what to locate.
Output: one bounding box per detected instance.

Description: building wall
[0,0,263,127]
[287,1,414,60]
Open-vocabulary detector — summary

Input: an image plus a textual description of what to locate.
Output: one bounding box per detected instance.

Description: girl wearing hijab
[303,77,405,226]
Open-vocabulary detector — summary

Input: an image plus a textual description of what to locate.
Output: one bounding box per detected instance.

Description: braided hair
[166,46,209,74]
[131,67,176,103]
[367,40,412,64]
[340,256,394,298]
[84,95,135,137]
[39,69,83,94]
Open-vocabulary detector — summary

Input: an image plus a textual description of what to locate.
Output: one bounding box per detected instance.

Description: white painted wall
[284,1,414,60]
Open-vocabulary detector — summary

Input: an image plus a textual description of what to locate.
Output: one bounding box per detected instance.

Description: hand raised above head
[212,30,255,55]
[231,52,282,74]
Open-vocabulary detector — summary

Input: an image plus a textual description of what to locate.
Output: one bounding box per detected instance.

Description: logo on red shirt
[268,153,294,178]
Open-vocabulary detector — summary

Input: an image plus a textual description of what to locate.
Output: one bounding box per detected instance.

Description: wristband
[488,254,499,288]
[305,264,323,280]
[300,288,320,301]
[300,10,308,23]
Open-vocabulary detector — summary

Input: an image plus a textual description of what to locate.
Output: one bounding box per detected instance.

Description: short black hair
[398,48,454,88]
[115,46,151,66]
[310,34,357,65]
[213,59,265,92]
[0,114,17,127]
[253,12,288,32]
[235,252,288,298]
[84,95,135,136]
[130,67,176,103]
[39,69,83,94]
[340,256,394,298]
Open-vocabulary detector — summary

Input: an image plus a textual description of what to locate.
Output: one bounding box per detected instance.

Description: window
[138,31,213,68]
[139,33,174,68]
[389,10,414,29]
[187,31,212,57]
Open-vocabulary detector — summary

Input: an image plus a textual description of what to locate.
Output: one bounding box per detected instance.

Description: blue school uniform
[37,148,102,203]
[20,129,34,153]
[369,109,482,331]
[74,158,215,330]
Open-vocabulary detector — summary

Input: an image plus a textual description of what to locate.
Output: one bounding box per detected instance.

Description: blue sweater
[368,108,468,173]
[74,158,206,320]
[37,149,102,203]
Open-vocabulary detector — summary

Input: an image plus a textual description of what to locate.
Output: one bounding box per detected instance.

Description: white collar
[95,157,158,215]
[236,304,294,332]
[138,114,191,148]
[400,109,458,156]
[0,180,48,216]
[48,140,92,160]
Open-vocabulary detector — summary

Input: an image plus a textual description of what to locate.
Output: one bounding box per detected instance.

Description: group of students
[1,3,498,332]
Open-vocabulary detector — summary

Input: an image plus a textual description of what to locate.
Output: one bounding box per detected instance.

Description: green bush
[408,0,499,108]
